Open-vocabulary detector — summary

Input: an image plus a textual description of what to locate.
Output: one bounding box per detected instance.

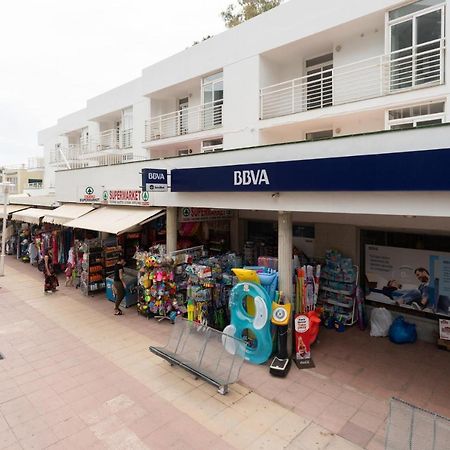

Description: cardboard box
[439,319,450,340]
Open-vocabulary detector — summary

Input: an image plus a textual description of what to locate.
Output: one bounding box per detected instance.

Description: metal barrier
[385,397,450,450]
[150,319,246,394]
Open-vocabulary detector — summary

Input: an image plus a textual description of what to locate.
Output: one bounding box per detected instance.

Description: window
[389,0,443,20]
[305,130,333,141]
[388,1,444,90]
[121,107,133,148]
[388,101,444,129]
[202,72,223,129]
[305,54,333,110]
[178,149,193,156]
[178,98,189,135]
[202,138,223,153]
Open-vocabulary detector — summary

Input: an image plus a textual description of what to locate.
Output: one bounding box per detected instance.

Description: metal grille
[385,397,450,450]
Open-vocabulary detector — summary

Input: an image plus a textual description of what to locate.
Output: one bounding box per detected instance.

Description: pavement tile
[349,410,385,434]
[0,428,19,449]
[52,415,86,440]
[287,422,334,449]
[339,421,374,448]
[19,428,60,450]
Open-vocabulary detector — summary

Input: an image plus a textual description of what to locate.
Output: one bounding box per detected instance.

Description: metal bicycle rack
[150,319,246,395]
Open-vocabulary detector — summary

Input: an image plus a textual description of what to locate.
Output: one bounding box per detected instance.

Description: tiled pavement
[0,257,448,449]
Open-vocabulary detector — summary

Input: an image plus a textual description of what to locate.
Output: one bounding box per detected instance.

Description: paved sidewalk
[0,257,363,449]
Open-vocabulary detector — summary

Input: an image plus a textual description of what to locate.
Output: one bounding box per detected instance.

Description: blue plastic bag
[389,316,417,344]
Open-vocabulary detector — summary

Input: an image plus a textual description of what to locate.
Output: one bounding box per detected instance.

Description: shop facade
[49,125,450,342]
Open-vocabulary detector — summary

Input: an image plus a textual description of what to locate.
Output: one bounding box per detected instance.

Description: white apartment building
[39,0,450,335]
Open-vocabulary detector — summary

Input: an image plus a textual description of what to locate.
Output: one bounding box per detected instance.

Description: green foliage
[221,0,282,28]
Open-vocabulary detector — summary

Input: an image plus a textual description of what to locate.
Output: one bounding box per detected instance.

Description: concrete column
[230,210,239,252]
[166,207,177,254]
[278,211,293,300]
[278,211,293,354]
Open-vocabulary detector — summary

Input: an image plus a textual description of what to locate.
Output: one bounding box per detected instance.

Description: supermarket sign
[79,185,101,203]
[179,207,233,222]
[101,189,150,206]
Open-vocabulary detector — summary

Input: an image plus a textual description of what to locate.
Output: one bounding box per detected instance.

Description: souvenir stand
[184,253,239,330]
[135,245,180,322]
[135,245,240,330]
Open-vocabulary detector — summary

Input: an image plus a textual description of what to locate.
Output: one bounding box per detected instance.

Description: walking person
[113,256,127,315]
[44,248,59,293]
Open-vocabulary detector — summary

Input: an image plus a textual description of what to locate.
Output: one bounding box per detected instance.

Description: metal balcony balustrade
[26,182,44,189]
[49,142,144,170]
[87,128,134,152]
[145,100,223,141]
[260,40,445,120]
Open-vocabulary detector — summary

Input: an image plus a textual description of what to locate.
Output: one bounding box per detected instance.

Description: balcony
[260,40,445,120]
[49,142,144,170]
[26,182,43,190]
[145,100,223,141]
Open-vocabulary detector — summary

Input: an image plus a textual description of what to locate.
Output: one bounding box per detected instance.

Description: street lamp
[0,173,15,277]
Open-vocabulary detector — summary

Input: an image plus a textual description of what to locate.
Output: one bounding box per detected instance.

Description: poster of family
[365,245,450,317]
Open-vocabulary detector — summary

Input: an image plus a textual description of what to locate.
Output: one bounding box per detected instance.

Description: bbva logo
[233,169,270,186]
[147,172,165,181]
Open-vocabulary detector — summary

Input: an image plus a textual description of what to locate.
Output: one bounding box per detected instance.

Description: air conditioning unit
[178,149,193,156]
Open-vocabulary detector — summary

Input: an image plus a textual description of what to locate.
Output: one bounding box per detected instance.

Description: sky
[0,0,232,166]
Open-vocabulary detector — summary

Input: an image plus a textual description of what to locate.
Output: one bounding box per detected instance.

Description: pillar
[166,207,177,254]
[278,211,293,353]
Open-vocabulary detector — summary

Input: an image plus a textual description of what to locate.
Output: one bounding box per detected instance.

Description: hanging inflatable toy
[223,281,273,364]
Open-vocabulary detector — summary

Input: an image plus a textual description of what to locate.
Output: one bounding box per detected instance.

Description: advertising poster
[365,245,450,317]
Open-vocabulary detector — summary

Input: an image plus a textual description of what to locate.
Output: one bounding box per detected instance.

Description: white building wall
[141,0,403,94]
[223,56,261,149]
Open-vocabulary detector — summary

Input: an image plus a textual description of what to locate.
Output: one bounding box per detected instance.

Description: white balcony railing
[27,182,43,189]
[260,40,445,120]
[98,129,119,150]
[49,143,145,170]
[122,128,133,149]
[145,100,223,141]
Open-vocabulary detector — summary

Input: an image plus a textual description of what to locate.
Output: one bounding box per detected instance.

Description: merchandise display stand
[319,250,359,326]
[135,248,179,322]
[80,239,105,296]
[103,240,122,278]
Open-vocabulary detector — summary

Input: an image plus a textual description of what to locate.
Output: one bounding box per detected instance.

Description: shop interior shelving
[319,265,359,326]
[81,242,105,296]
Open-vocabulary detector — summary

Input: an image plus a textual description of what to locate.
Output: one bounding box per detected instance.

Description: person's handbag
[37,258,45,272]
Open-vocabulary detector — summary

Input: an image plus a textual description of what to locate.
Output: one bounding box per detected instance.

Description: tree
[221,0,282,28]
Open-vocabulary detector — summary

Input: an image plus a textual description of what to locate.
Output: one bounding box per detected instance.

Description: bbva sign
[233,169,270,186]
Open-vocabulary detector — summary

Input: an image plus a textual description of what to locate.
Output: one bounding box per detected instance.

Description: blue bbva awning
[171,148,450,192]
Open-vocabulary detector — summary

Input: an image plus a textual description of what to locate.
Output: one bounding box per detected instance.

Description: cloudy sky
[0,0,232,166]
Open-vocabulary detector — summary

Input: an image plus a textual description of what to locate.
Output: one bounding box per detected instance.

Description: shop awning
[63,206,165,235]
[4,205,29,216]
[8,194,57,207]
[42,204,95,225]
[11,208,53,224]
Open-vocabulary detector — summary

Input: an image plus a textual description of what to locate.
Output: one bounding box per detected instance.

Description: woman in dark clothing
[44,249,59,293]
[113,257,127,315]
